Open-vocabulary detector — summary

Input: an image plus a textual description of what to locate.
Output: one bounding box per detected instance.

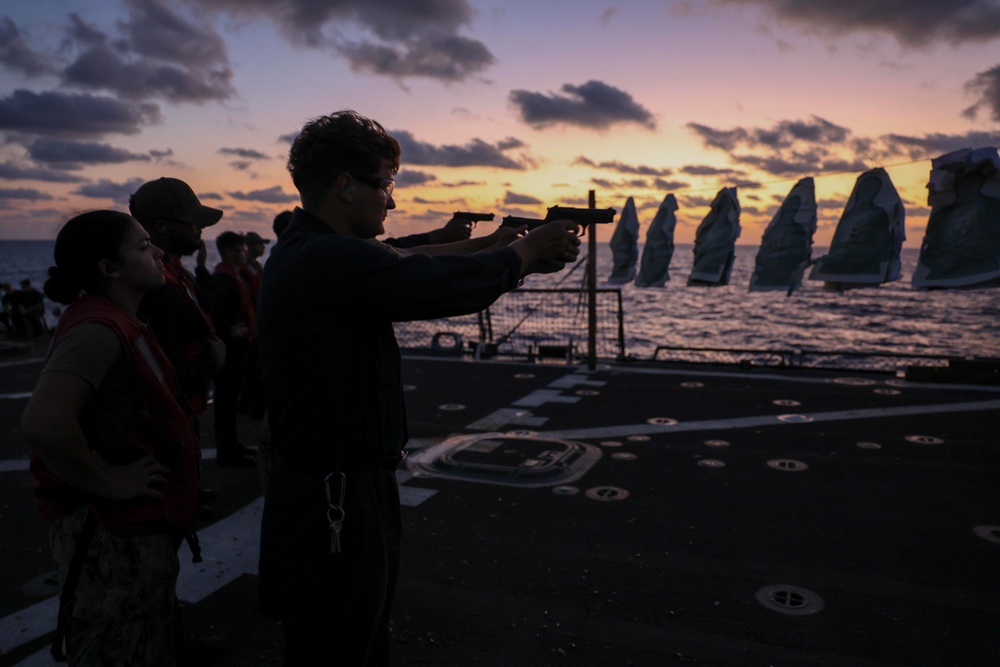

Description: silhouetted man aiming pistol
[257,110,580,666]
[501,205,616,235]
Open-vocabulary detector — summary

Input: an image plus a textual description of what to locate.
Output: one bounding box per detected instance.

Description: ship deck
[1,342,998,666]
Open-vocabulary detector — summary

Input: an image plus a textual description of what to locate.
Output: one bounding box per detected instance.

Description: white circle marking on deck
[905,435,944,445]
[756,584,824,615]
[777,414,813,423]
[767,459,809,472]
[585,486,630,501]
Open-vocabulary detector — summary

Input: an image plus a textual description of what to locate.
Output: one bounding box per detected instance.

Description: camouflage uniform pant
[51,506,179,667]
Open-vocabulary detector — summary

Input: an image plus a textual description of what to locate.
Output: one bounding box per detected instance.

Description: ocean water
[0,240,256,331]
[2,240,997,360]
[508,244,998,361]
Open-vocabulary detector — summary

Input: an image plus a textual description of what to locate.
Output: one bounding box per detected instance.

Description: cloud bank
[184,0,494,82]
[964,64,1000,122]
[510,80,656,130]
[0,90,161,138]
[393,131,524,169]
[713,0,1000,46]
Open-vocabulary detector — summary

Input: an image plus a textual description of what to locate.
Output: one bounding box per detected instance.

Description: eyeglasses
[349,173,394,198]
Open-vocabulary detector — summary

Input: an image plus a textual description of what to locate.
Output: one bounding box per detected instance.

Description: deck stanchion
[587,189,597,371]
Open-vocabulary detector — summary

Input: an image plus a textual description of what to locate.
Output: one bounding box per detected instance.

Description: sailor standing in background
[211,232,257,467]
[239,231,268,419]
[130,177,226,433]
[240,231,269,307]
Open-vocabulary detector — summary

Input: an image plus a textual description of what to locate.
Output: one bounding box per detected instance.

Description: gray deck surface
[1,340,998,666]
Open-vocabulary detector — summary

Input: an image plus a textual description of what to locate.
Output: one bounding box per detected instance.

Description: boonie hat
[245,231,270,245]
[129,177,223,228]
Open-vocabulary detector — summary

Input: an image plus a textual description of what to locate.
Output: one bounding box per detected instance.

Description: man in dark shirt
[129,176,231,659]
[257,110,579,665]
[272,210,292,238]
[131,177,226,427]
[211,231,257,467]
[240,231,269,307]
[239,231,269,419]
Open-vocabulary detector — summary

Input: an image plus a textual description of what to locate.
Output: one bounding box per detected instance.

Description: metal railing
[651,344,960,374]
[394,288,626,362]
[394,288,994,379]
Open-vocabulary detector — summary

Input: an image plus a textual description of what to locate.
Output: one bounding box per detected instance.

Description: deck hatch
[408,432,602,488]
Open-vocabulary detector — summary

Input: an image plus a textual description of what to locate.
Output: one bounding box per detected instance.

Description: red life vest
[163,258,217,415]
[240,260,263,307]
[214,261,257,343]
[29,295,201,534]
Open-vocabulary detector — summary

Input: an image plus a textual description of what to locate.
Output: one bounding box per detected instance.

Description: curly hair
[287,110,401,207]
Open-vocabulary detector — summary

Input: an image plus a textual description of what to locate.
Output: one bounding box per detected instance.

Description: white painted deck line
[0,597,58,657]
[2,468,436,663]
[539,398,1000,441]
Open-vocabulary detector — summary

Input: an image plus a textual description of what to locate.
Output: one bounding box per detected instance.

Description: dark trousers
[213,338,248,457]
[239,343,266,419]
[260,469,402,666]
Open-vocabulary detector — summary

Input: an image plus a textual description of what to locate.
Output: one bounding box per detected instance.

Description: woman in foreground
[21,210,200,666]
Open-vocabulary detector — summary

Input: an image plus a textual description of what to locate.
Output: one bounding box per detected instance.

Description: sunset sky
[1,0,999,247]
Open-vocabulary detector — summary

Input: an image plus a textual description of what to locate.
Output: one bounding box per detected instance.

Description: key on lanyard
[324,472,346,555]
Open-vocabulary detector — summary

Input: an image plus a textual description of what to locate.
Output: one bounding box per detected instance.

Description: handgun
[500,205,616,235]
[452,211,495,228]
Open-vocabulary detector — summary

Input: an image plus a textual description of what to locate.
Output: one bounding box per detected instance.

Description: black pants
[239,342,266,419]
[213,338,248,458]
[260,469,402,666]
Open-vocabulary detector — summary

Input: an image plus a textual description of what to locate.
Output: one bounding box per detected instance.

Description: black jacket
[257,208,521,472]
